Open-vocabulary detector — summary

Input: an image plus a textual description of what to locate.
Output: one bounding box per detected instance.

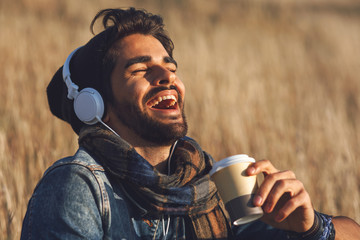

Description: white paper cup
[210,154,263,225]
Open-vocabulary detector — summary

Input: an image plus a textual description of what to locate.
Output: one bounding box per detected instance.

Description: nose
[152,66,176,86]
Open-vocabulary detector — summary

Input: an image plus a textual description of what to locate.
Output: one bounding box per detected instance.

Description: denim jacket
[21,148,332,240]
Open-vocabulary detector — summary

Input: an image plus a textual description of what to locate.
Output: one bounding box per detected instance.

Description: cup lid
[209,154,255,176]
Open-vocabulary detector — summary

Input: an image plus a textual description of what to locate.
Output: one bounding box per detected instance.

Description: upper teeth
[149,95,177,107]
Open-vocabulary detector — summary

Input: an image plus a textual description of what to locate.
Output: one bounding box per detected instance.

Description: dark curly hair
[91,8,174,57]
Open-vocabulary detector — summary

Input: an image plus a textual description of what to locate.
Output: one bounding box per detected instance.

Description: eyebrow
[124,55,177,69]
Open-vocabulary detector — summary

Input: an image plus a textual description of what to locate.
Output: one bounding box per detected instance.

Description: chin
[142,122,188,146]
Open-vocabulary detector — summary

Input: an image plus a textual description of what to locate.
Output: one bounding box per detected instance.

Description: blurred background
[1,0,359,239]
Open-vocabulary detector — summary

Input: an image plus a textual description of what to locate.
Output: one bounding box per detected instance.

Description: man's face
[108,34,187,145]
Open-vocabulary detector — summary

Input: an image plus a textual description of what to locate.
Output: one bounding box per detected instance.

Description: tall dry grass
[0,0,359,239]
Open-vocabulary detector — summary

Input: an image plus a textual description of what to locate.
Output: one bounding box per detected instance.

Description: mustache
[143,85,183,104]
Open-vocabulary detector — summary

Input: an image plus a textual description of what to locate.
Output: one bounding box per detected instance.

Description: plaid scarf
[78,125,231,239]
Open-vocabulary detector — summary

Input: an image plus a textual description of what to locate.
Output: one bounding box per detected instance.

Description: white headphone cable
[97,115,177,239]
[162,215,171,239]
[167,140,177,175]
[96,117,120,137]
[161,140,178,239]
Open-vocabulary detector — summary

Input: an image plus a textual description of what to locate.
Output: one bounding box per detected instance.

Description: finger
[273,189,311,222]
[262,178,302,213]
[246,159,279,176]
[253,170,296,206]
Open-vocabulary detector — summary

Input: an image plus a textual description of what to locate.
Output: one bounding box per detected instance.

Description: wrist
[301,210,321,238]
[286,211,335,240]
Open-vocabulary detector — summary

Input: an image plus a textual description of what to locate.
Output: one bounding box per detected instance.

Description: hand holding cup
[246,159,315,232]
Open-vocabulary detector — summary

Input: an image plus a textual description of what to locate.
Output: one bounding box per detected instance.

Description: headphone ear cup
[73,88,104,125]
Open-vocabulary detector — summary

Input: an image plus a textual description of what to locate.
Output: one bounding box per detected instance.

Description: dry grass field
[1,0,360,239]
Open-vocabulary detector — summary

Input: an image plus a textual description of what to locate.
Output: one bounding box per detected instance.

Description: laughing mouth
[148,95,177,109]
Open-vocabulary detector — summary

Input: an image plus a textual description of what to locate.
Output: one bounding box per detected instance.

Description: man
[21,8,359,240]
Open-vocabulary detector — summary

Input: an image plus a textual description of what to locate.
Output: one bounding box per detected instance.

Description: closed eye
[168,68,177,73]
[132,68,149,74]
[166,63,177,73]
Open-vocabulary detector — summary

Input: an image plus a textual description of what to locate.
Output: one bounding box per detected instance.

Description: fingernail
[253,195,262,206]
[264,203,272,213]
[248,167,256,175]
[275,213,284,222]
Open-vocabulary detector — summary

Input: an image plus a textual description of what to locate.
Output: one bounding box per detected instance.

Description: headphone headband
[62,47,105,125]
[62,47,82,100]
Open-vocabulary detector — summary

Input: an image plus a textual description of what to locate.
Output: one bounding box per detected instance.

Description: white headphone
[62,47,105,125]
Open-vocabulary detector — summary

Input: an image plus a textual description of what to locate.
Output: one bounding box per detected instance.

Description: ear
[102,103,111,123]
[103,113,110,123]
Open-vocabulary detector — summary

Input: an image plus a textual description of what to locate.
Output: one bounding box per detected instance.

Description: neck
[110,123,173,173]
[134,145,172,174]
[104,114,175,174]
[122,131,173,174]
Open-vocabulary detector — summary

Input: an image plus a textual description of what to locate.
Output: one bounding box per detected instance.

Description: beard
[111,88,188,146]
